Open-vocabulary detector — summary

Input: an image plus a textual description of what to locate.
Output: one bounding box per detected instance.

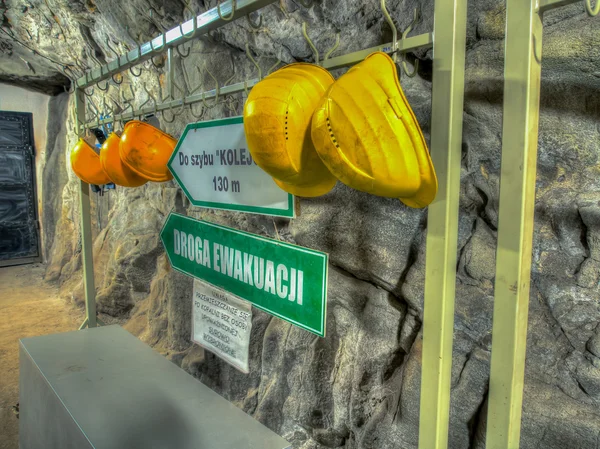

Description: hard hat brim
[398,156,437,208]
[273,177,337,198]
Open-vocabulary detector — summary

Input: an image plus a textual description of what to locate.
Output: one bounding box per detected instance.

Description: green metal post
[418,0,468,448]
[485,0,543,447]
[75,88,98,329]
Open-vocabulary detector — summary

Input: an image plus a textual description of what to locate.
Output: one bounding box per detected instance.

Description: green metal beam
[418,0,468,448]
[75,0,278,89]
[75,88,98,329]
[538,0,580,13]
[321,32,433,71]
[78,32,434,131]
[486,0,543,447]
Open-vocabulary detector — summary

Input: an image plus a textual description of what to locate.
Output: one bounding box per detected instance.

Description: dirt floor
[0,263,83,449]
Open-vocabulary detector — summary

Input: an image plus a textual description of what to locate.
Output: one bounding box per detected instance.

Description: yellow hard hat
[119,120,176,182]
[243,63,338,197]
[99,132,148,188]
[311,52,437,208]
[70,138,112,185]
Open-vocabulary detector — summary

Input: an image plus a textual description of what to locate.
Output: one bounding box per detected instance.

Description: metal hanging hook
[139,83,156,109]
[175,43,191,58]
[83,86,95,97]
[324,34,340,61]
[130,65,143,77]
[112,73,124,85]
[302,22,320,65]
[102,97,114,128]
[380,0,398,63]
[219,72,236,109]
[110,96,124,131]
[245,43,262,79]
[183,58,207,117]
[247,11,262,29]
[224,95,239,115]
[401,8,420,77]
[222,70,239,113]
[179,2,198,38]
[198,64,220,108]
[224,71,236,86]
[120,93,132,115]
[105,37,121,60]
[87,98,99,124]
[162,101,185,123]
[217,0,236,21]
[125,45,142,64]
[102,96,113,116]
[586,0,600,16]
[86,47,105,71]
[150,32,167,53]
[302,23,339,66]
[121,85,135,115]
[181,46,207,112]
[189,101,205,119]
[97,79,111,92]
[181,59,201,95]
[267,56,282,75]
[141,83,158,114]
[150,54,164,69]
[278,0,290,17]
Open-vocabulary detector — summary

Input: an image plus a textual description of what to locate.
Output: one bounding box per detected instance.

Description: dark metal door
[0,111,41,266]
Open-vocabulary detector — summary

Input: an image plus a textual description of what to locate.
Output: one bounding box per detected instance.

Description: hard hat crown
[119,120,176,183]
[244,63,337,197]
[70,138,111,185]
[100,132,148,188]
[311,52,437,208]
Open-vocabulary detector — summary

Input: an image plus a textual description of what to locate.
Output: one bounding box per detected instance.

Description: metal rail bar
[538,0,580,13]
[418,1,468,448]
[485,0,543,447]
[75,0,277,89]
[81,79,259,129]
[80,32,433,130]
[321,32,433,71]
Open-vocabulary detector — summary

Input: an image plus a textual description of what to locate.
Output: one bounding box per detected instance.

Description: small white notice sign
[168,117,294,218]
[192,279,252,373]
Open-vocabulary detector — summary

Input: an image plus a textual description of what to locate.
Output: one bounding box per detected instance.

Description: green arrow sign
[160,213,328,337]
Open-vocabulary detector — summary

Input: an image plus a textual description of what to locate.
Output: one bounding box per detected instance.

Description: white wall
[0,83,50,260]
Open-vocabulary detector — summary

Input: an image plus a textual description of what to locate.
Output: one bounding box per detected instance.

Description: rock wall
[6,0,600,447]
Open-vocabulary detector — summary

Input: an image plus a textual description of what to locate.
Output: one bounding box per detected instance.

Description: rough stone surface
[41,92,70,260]
[3,0,600,447]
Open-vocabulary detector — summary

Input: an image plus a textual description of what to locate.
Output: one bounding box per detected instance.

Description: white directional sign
[168,117,294,218]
